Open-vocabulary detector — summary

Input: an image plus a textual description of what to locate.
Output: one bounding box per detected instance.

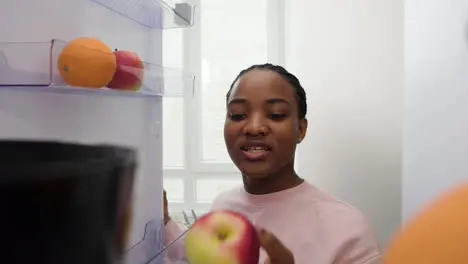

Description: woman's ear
[297,118,308,144]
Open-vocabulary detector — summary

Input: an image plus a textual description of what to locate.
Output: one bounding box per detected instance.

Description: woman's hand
[258,228,295,264]
[163,190,171,225]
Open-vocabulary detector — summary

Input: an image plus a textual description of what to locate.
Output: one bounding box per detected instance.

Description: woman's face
[224,69,307,179]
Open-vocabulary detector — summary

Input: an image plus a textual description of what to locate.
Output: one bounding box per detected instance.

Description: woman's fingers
[257,228,294,264]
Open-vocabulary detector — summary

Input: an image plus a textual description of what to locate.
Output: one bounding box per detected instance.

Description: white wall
[285,0,404,247]
[403,0,468,221]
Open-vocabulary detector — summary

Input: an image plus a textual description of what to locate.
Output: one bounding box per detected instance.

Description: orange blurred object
[57,37,116,88]
[383,183,468,264]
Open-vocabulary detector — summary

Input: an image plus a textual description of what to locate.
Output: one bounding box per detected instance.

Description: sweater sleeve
[332,214,381,264]
[163,219,187,262]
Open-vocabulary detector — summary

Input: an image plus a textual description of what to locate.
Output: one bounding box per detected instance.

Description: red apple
[107,49,144,90]
[185,210,260,264]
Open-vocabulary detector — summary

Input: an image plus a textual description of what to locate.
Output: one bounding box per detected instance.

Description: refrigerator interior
[0,0,194,263]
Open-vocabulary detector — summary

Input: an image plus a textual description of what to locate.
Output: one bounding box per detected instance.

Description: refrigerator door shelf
[0,40,195,98]
[91,0,195,29]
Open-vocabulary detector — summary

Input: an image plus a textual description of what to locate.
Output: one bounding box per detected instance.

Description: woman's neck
[242,165,304,195]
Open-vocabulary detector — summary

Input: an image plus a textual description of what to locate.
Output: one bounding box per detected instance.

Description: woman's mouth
[240,146,271,161]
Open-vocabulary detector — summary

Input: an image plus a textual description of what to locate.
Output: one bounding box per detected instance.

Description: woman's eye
[229,113,246,121]
[270,113,286,120]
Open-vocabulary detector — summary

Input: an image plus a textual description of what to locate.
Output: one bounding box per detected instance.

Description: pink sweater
[164,181,380,264]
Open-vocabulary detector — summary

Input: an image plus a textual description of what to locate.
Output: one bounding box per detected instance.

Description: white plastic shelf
[0,40,195,98]
[91,0,195,29]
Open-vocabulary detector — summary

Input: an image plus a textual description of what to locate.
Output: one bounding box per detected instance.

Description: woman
[164,64,380,264]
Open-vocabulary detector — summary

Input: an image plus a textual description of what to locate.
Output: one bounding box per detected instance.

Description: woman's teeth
[244,147,268,152]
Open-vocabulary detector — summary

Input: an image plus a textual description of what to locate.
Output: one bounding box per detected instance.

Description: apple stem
[115,48,118,51]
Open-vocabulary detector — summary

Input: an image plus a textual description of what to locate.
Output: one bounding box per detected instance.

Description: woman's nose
[242,115,269,136]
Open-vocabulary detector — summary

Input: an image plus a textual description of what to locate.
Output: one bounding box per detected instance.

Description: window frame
[184,0,285,173]
[163,0,286,211]
[164,168,242,215]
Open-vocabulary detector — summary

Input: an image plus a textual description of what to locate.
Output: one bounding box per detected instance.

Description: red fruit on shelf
[107,49,144,91]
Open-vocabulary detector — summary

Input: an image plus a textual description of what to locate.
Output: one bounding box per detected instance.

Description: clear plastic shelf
[0,40,195,98]
[0,41,52,86]
[91,0,195,29]
[125,219,165,264]
[125,219,190,264]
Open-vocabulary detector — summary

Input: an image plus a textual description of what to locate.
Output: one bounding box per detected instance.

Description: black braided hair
[226,63,307,119]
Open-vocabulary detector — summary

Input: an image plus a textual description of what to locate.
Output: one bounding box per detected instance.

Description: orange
[57,37,116,88]
[383,183,468,264]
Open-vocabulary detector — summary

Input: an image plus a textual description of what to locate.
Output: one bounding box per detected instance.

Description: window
[162,0,284,217]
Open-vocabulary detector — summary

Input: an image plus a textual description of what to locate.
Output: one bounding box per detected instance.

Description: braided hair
[226,63,307,119]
